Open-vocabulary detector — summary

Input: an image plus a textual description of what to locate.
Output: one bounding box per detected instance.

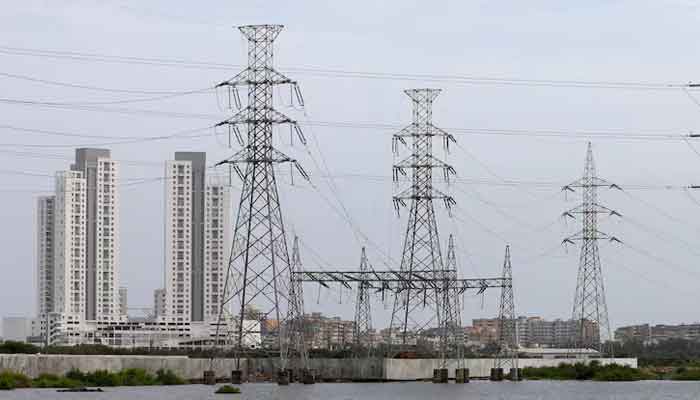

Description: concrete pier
[490,368,504,381]
[203,370,216,385]
[455,368,469,383]
[508,368,522,381]
[302,368,315,384]
[432,368,448,383]
[277,369,290,385]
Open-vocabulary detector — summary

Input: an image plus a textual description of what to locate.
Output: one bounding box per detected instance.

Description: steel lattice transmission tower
[213,24,308,376]
[442,235,464,368]
[494,245,518,377]
[287,237,309,374]
[353,247,373,358]
[563,142,620,354]
[389,88,457,354]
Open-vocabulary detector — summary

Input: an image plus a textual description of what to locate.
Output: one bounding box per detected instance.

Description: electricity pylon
[287,237,309,375]
[563,142,621,355]
[442,235,464,368]
[494,245,518,378]
[389,88,457,365]
[213,24,309,378]
[353,247,373,358]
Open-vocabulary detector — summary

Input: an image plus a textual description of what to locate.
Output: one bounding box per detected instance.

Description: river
[2,381,699,399]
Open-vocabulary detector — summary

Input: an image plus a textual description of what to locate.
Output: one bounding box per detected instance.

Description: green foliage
[215,385,241,394]
[155,368,186,385]
[0,371,32,390]
[523,362,652,381]
[32,373,81,389]
[0,341,39,354]
[0,368,186,389]
[613,338,700,367]
[671,367,700,380]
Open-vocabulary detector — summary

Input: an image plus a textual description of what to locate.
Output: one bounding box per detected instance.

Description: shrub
[0,341,39,354]
[118,368,156,386]
[215,385,241,394]
[672,368,700,380]
[32,373,81,389]
[0,371,32,390]
[84,369,122,386]
[522,362,651,381]
[155,369,185,385]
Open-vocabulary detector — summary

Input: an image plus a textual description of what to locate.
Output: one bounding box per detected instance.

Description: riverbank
[522,362,700,381]
[0,368,185,390]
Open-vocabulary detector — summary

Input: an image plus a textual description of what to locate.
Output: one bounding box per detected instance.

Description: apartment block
[616,323,700,344]
[36,196,56,317]
[119,287,128,316]
[53,170,87,317]
[164,152,230,322]
[72,148,120,321]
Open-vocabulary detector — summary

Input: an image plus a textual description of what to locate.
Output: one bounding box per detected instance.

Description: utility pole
[353,247,373,358]
[212,24,308,386]
[389,88,456,353]
[562,142,621,356]
[493,245,518,380]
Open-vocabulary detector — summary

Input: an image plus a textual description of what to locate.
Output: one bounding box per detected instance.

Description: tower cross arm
[562,203,622,218]
[562,229,622,244]
[217,67,297,87]
[216,107,299,126]
[562,177,621,192]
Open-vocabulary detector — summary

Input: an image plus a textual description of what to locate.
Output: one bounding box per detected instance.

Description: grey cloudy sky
[1,0,700,332]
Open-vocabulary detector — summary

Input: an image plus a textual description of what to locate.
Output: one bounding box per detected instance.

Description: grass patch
[522,361,653,381]
[0,368,186,390]
[670,367,700,381]
[215,385,241,394]
[0,371,33,390]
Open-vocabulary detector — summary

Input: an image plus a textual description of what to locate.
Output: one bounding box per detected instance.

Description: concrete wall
[384,358,638,380]
[0,354,636,381]
[0,354,383,381]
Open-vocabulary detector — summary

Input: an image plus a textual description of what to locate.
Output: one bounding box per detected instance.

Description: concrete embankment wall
[0,354,383,381]
[0,354,636,381]
[384,358,638,380]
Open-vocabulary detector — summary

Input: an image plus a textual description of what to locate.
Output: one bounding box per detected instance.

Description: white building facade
[164,153,230,323]
[36,196,56,317]
[53,170,87,317]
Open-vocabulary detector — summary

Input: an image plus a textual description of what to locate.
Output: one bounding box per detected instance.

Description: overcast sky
[1,0,700,333]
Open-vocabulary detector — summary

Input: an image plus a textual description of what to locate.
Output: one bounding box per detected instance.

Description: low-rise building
[615,323,700,344]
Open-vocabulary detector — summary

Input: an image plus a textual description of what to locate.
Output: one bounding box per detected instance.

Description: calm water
[2,382,700,400]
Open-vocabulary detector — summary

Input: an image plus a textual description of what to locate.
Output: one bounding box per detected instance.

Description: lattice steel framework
[494,245,518,376]
[440,235,464,368]
[562,142,620,354]
[353,247,374,357]
[213,24,307,372]
[389,88,457,359]
[287,237,309,372]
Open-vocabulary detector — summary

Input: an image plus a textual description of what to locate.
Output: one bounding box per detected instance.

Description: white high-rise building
[36,149,121,326]
[72,149,121,321]
[153,288,166,317]
[36,196,56,317]
[203,177,231,320]
[119,287,128,316]
[164,153,230,323]
[165,159,194,321]
[53,170,87,317]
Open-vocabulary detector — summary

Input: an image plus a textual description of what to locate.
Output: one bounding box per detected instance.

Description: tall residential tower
[164,152,230,322]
